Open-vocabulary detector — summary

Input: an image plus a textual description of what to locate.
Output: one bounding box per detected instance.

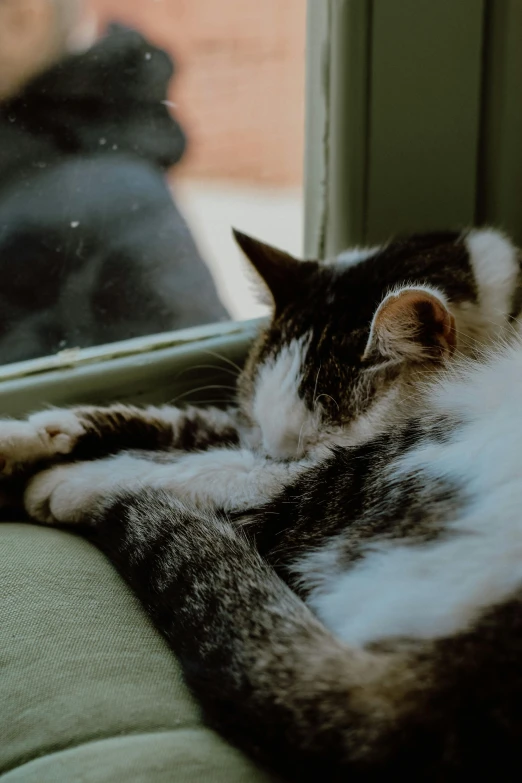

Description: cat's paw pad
[24,462,101,525]
[0,411,84,476]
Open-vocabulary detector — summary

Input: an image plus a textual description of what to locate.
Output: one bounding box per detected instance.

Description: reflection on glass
[0,0,304,365]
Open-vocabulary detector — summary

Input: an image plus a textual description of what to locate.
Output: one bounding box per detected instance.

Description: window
[0,0,305,377]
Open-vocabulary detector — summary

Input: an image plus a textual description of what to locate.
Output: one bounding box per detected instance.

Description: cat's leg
[41,485,414,780]
[22,444,316,525]
[0,404,240,476]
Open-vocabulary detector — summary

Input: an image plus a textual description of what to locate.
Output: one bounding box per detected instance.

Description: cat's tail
[92,490,441,781]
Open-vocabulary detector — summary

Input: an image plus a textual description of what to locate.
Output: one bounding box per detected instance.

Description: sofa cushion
[0,523,275,782]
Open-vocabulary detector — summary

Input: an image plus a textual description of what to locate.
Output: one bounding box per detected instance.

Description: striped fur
[1,228,522,780]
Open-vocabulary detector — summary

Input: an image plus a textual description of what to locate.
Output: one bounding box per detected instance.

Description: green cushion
[0,524,276,782]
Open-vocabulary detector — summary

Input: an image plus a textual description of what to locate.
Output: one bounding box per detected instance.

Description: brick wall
[88,0,306,186]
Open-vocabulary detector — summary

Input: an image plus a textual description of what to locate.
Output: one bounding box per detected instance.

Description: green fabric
[0,523,275,782]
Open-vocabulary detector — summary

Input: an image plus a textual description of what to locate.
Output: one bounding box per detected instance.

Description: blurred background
[0,0,305,365]
[89,0,306,319]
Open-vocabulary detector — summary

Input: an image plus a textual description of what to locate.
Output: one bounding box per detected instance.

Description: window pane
[0,0,304,365]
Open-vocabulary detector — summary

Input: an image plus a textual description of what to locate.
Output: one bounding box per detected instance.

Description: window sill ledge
[0,319,261,417]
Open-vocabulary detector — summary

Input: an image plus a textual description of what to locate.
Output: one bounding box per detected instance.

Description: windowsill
[0,319,261,417]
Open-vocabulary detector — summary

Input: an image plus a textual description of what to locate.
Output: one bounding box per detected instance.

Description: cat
[1,227,522,781]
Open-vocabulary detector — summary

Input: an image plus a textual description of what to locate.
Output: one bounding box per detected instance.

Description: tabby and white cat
[2,227,522,781]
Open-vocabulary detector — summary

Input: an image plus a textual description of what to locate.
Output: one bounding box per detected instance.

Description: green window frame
[305,0,522,256]
[0,320,259,416]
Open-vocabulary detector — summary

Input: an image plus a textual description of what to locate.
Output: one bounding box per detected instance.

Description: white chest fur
[301,341,522,646]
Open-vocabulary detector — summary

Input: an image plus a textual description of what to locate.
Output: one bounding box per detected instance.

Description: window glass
[0,0,304,365]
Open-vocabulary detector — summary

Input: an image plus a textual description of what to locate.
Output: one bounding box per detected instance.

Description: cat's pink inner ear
[232,229,300,304]
[363,288,456,363]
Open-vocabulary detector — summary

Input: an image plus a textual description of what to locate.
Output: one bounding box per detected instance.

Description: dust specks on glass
[0,0,304,367]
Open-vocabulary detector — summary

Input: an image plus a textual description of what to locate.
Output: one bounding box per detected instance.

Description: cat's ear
[233,229,301,305]
[363,287,456,364]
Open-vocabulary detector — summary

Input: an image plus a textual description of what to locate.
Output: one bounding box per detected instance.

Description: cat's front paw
[24,461,107,525]
[0,411,85,476]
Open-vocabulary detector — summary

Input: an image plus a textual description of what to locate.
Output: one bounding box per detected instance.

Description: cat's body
[2,227,522,780]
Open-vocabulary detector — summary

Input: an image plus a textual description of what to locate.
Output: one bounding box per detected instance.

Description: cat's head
[234,228,519,459]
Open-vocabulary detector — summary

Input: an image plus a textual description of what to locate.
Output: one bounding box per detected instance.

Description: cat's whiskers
[174,364,240,380]
[282,365,325,456]
[201,349,244,375]
[312,367,341,414]
[314,393,340,412]
[168,384,239,405]
[181,399,237,407]
[296,420,308,457]
[312,365,322,409]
